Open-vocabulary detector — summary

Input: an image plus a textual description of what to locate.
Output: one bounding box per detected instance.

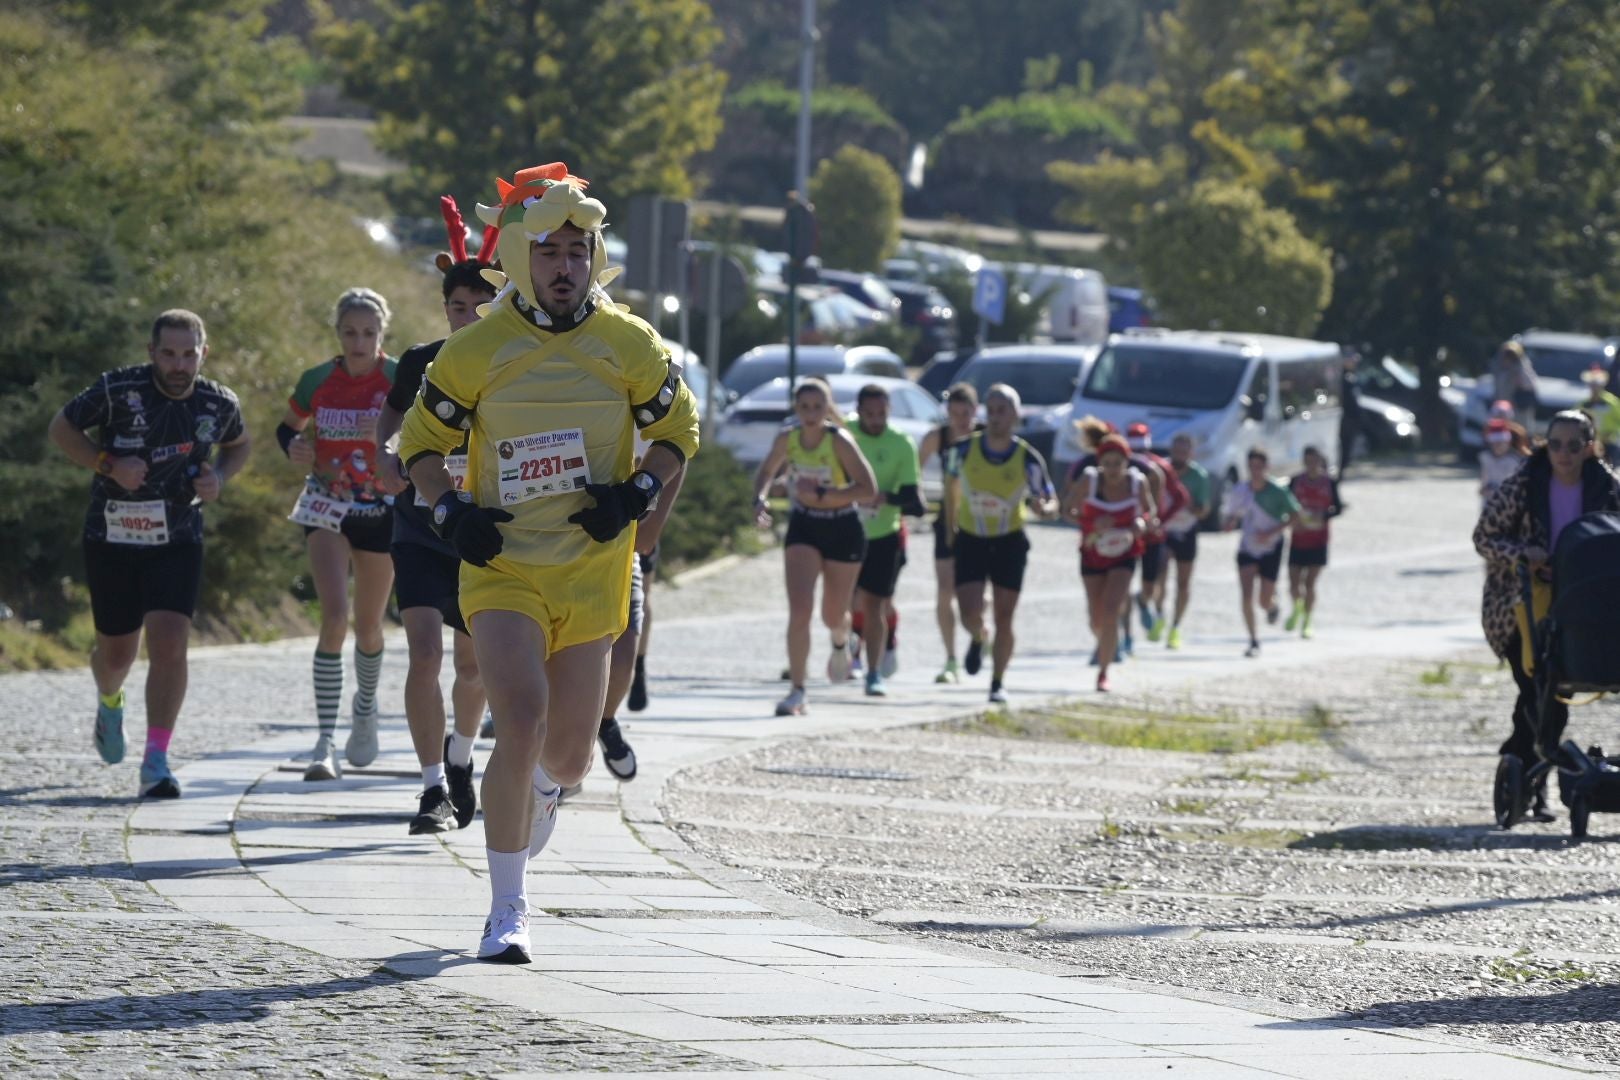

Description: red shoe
[1096,671,1111,693]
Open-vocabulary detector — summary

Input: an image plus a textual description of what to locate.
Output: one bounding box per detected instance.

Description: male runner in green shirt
[850,384,925,696]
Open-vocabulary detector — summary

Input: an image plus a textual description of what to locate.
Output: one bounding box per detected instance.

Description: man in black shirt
[47,309,251,798]
[374,253,495,835]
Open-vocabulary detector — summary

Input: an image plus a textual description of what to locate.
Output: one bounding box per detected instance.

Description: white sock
[446,731,475,768]
[532,763,559,795]
[486,848,528,905]
[422,763,446,790]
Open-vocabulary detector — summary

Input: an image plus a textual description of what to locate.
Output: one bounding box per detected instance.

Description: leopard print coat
[1472,452,1620,658]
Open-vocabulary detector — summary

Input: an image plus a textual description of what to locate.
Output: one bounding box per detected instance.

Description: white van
[1051,329,1344,512]
[1001,262,1110,345]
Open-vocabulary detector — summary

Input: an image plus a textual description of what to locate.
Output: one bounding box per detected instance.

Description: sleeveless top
[785,424,851,516]
[1079,466,1145,569]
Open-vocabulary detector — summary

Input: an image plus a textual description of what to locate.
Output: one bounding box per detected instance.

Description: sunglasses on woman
[1546,437,1590,453]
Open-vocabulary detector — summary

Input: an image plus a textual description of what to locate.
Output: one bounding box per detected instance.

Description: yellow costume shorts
[458,537,632,655]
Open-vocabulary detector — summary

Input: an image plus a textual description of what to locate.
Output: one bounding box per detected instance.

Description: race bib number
[288,485,351,532]
[497,428,591,506]
[1165,507,1200,534]
[1297,510,1325,530]
[105,499,169,546]
[1093,527,1135,559]
[969,490,1015,518]
[414,454,469,508]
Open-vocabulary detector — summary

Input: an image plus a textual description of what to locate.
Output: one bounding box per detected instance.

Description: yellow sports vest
[955,433,1030,538]
[785,425,848,509]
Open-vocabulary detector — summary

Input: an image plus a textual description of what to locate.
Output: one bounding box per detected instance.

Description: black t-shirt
[62,364,246,544]
[387,340,462,553]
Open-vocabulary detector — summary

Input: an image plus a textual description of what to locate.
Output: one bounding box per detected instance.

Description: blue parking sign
[973,266,1007,325]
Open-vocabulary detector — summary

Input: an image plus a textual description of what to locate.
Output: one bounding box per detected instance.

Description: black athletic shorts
[638,540,660,579]
[391,539,467,635]
[1288,544,1328,568]
[1166,529,1198,563]
[1237,543,1284,581]
[932,515,954,561]
[785,510,867,564]
[303,504,394,554]
[857,532,905,598]
[954,529,1031,592]
[1081,556,1136,579]
[84,538,204,636]
[1140,540,1167,584]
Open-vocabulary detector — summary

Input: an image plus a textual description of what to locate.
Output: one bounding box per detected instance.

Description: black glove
[432,491,512,567]
[568,472,659,543]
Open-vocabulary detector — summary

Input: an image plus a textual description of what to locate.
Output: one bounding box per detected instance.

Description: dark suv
[885,280,957,365]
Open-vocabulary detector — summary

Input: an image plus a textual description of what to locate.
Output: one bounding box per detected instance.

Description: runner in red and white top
[1285,445,1344,640]
[1062,434,1154,692]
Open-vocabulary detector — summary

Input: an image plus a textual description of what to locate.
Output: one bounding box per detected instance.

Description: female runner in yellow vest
[944,383,1059,704]
[753,378,877,716]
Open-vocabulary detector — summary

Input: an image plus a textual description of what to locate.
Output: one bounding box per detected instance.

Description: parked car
[915,348,977,398]
[1352,392,1421,454]
[716,373,949,498]
[1053,329,1344,513]
[1107,286,1153,333]
[952,345,1098,463]
[720,344,907,403]
[998,262,1110,345]
[753,281,881,343]
[1356,355,1466,444]
[1459,330,1616,452]
[885,279,957,365]
[816,269,904,323]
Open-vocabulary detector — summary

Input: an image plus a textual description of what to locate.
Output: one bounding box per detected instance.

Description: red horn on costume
[439,195,468,264]
[478,224,500,264]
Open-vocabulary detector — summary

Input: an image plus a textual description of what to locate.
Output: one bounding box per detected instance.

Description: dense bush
[656,443,757,571]
[809,145,903,274]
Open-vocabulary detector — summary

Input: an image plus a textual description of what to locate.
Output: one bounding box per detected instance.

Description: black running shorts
[391,539,467,635]
[784,510,867,564]
[1237,542,1284,581]
[83,538,204,636]
[304,503,394,554]
[1288,544,1328,568]
[638,541,660,579]
[953,530,1031,592]
[1166,529,1198,563]
[932,515,954,561]
[857,531,905,598]
[1139,540,1167,584]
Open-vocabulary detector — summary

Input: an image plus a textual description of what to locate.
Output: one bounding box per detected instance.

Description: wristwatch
[630,470,662,517]
[432,490,472,535]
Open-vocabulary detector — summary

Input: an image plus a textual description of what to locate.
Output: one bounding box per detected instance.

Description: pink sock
[145,728,173,756]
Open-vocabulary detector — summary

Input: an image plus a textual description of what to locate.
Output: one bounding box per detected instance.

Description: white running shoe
[528,785,560,859]
[303,735,341,782]
[477,898,532,964]
[827,639,852,683]
[345,693,379,767]
[775,687,808,716]
[880,646,898,679]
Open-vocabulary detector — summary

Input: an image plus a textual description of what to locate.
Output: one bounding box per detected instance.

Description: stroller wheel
[1494,754,1526,829]
[1570,795,1590,840]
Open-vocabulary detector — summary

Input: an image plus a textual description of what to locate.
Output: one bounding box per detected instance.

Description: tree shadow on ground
[1277,980,1620,1029]
[0,964,433,1036]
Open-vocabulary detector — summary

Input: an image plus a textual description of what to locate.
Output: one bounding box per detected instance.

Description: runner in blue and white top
[1222,447,1300,657]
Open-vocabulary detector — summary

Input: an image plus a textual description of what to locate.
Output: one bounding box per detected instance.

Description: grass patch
[1283,768,1330,786]
[0,616,93,671]
[1484,950,1597,984]
[1166,796,1214,815]
[948,700,1326,755]
[1420,662,1454,686]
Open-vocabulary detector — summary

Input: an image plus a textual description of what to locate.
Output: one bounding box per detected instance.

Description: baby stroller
[1494,511,1620,839]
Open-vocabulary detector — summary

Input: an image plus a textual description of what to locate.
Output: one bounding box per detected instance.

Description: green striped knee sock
[313,650,343,738]
[353,646,383,716]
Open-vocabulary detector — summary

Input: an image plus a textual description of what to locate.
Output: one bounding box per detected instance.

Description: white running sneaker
[345,693,379,767]
[477,898,531,964]
[528,785,560,859]
[880,646,898,679]
[775,687,808,716]
[303,735,341,782]
[827,639,852,683]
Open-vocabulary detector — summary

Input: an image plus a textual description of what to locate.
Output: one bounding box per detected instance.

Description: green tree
[1136,180,1331,336]
[315,0,727,212]
[808,145,902,272]
[1281,0,1620,427]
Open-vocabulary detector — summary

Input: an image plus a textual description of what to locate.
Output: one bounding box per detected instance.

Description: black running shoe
[964,636,984,676]
[443,734,477,828]
[599,717,638,780]
[627,656,648,712]
[410,786,456,834]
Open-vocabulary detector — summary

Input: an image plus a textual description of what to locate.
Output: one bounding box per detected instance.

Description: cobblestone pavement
[661,463,1620,1071]
[2,461,1610,1077]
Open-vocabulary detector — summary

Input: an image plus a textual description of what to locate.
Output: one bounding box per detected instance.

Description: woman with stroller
[1473,410,1620,821]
